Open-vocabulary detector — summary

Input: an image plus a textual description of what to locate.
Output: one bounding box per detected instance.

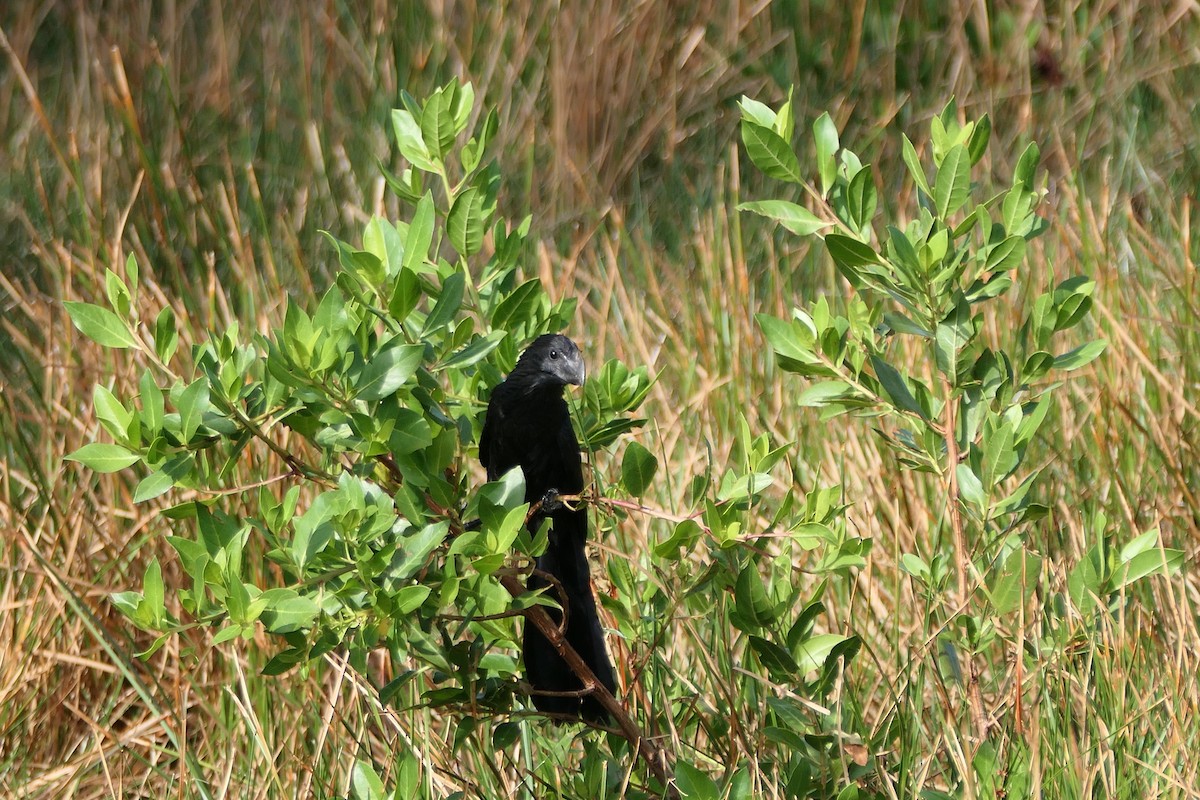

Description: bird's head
[512,333,586,390]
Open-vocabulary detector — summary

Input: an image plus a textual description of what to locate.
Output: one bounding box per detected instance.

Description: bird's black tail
[523,508,616,722]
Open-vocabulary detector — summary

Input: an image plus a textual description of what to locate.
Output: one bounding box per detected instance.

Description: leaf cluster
[66,81,654,716]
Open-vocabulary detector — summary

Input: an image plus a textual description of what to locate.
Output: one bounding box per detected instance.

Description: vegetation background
[1,1,1198,798]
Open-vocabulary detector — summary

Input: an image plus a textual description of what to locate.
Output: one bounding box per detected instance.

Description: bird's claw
[539,488,565,514]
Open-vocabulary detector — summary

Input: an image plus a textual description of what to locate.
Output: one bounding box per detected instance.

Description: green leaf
[1015,394,1053,446]
[1014,141,1040,187]
[956,463,986,511]
[825,234,881,270]
[1068,543,1106,613]
[796,380,855,407]
[776,89,795,140]
[490,279,542,331]
[154,306,178,363]
[64,301,138,349]
[870,355,924,417]
[899,553,930,582]
[391,109,437,172]
[351,759,386,800]
[369,217,405,280]
[985,235,1026,273]
[793,632,851,675]
[901,134,932,197]
[322,231,384,286]
[1029,293,1056,350]
[388,269,421,323]
[65,443,140,473]
[142,557,164,624]
[462,108,496,173]
[1021,351,1055,382]
[737,200,831,237]
[935,300,972,381]
[94,384,134,440]
[934,144,971,217]
[674,762,720,800]
[886,226,922,283]
[737,96,777,129]
[423,271,465,336]
[654,519,703,558]
[620,441,658,497]
[110,590,143,622]
[134,468,176,503]
[105,268,131,318]
[211,624,244,645]
[1003,185,1038,237]
[389,522,449,581]
[1053,277,1096,329]
[983,420,1017,487]
[757,313,817,368]
[748,635,799,681]
[421,86,458,159]
[451,81,475,133]
[1115,547,1184,590]
[167,535,208,578]
[846,166,877,233]
[965,272,1013,303]
[403,192,435,273]
[259,591,321,634]
[124,252,139,296]
[394,750,420,799]
[741,120,802,183]
[1053,340,1107,371]
[1118,528,1159,562]
[813,112,839,197]
[135,633,172,660]
[439,330,506,370]
[140,370,164,434]
[176,378,210,443]
[359,343,425,401]
[394,584,431,615]
[988,548,1042,615]
[447,186,486,257]
[967,113,991,165]
[716,471,773,502]
[882,311,932,338]
[931,100,962,163]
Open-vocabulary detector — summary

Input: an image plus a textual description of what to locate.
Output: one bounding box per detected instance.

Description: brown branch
[444,566,571,628]
[598,497,706,526]
[429,499,676,793]
[497,572,676,793]
[377,453,406,486]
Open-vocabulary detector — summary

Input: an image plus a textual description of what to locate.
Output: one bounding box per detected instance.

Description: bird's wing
[478,393,503,477]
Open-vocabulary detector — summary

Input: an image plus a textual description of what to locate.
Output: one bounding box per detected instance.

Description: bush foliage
[58,78,1188,798]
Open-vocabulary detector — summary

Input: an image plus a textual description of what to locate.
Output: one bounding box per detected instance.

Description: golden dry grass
[2,1,1199,797]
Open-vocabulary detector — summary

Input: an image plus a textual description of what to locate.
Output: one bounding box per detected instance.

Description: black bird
[479,333,616,722]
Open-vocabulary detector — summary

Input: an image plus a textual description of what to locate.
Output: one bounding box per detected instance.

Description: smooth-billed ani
[479,333,616,722]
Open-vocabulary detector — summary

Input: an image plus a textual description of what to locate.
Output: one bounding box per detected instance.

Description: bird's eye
[549,350,558,359]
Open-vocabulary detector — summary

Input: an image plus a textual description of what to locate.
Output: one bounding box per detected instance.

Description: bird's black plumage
[479,333,616,722]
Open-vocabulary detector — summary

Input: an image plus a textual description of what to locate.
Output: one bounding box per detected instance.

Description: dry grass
[2,0,1200,797]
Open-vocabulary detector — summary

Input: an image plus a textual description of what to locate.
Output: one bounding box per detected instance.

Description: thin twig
[942,377,989,743]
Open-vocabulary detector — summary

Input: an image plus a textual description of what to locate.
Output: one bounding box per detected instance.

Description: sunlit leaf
[813,112,839,196]
[65,443,140,473]
[741,120,802,183]
[934,144,971,217]
[620,441,658,497]
[64,301,138,349]
[738,200,831,237]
